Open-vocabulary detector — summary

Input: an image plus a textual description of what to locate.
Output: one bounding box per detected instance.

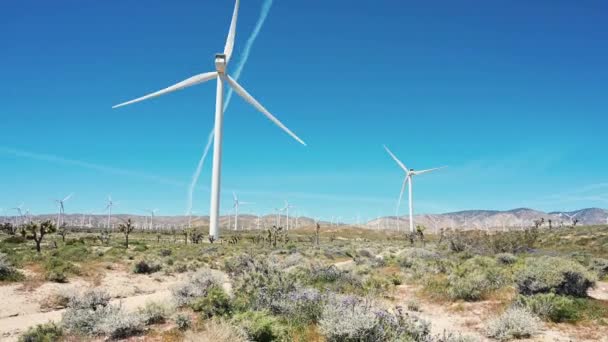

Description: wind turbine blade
[233,192,238,202]
[63,193,74,202]
[383,145,408,172]
[396,176,408,215]
[224,0,240,62]
[113,72,218,108]
[223,75,307,146]
[414,166,447,176]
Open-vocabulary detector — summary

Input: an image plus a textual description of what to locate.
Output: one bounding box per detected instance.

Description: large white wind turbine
[54,193,73,227]
[384,145,446,233]
[232,192,253,231]
[112,0,306,240]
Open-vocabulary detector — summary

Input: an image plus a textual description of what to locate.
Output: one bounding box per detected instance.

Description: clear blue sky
[1,0,607,221]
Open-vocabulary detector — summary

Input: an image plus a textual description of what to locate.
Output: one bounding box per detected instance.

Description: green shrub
[133,244,148,252]
[589,258,608,279]
[515,256,596,297]
[448,256,507,301]
[0,252,24,281]
[133,259,161,274]
[138,301,170,325]
[159,249,172,257]
[44,257,78,283]
[3,235,26,244]
[190,286,232,318]
[485,307,540,341]
[172,270,224,307]
[18,322,63,342]
[496,253,518,265]
[174,313,191,331]
[231,311,287,342]
[516,293,580,323]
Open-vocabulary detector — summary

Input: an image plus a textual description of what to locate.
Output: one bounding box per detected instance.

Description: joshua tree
[416,224,426,246]
[572,218,579,227]
[548,219,552,229]
[315,222,321,247]
[25,220,56,253]
[57,223,69,242]
[533,218,545,229]
[98,229,111,245]
[118,219,135,248]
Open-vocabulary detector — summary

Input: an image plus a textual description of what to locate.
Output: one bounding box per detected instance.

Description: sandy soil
[0,268,192,341]
[394,283,608,342]
[589,281,608,301]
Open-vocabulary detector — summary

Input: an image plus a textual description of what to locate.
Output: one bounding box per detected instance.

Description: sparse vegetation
[1,224,607,341]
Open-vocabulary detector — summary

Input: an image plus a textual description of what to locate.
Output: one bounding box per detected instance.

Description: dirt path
[589,281,608,301]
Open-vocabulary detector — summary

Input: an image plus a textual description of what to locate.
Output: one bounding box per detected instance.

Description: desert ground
[1,223,608,341]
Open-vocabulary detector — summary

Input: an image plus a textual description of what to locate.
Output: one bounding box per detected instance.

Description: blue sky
[1,0,607,221]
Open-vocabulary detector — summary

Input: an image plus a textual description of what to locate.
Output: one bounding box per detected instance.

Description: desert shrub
[515,256,596,297]
[515,293,580,323]
[448,256,507,301]
[231,311,288,342]
[274,287,324,325]
[496,253,518,265]
[172,269,224,307]
[357,248,374,258]
[187,318,247,342]
[133,259,162,274]
[0,252,23,281]
[433,331,480,342]
[40,290,71,311]
[589,258,608,279]
[281,252,304,269]
[62,289,143,338]
[406,299,421,312]
[44,257,78,283]
[190,286,232,318]
[232,256,299,312]
[139,301,170,325]
[174,313,192,331]
[485,307,540,341]
[98,309,144,339]
[133,244,148,252]
[159,248,172,257]
[319,295,431,342]
[18,322,63,342]
[3,235,26,244]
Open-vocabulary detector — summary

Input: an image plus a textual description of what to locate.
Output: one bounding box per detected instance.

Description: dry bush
[485,307,540,341]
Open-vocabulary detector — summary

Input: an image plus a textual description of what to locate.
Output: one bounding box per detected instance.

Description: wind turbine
[280,201,295,230]
[383,145,446,233]
[232,192,253,231]
[54,193,73,227]
[12,203,24,226]
[104,196,115,229]
[112,0,306,240]
[560,212,580,226]
[145,209,159,230]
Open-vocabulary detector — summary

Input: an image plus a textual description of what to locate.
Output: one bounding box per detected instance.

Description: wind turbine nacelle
[215,54,227,73]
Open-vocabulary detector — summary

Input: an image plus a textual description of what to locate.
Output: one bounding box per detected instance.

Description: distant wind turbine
[104,196,116,229]
[232,192,253,231]
[280,201,295,230]
[560,212,580,226]
[383,145,446,233]
[54,193,73,227]
[112,0,306,240]
[145,209,159,230]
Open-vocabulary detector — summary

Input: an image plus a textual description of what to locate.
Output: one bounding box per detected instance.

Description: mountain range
[2,208,606,232]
